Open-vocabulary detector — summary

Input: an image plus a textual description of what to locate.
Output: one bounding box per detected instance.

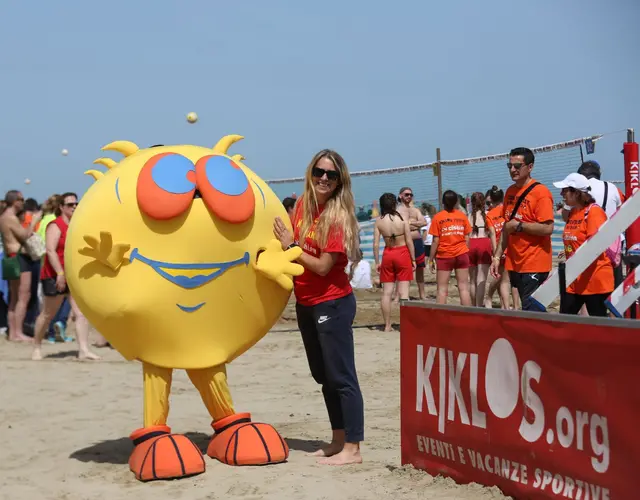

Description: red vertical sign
[623,141,639,250]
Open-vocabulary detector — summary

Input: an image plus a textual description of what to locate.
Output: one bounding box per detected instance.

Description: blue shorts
[413,238,426,268]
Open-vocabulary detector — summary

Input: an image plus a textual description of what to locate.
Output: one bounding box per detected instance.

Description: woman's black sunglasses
[312,166,340,182]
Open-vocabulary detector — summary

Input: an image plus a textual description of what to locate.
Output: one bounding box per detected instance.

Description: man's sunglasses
[402,192,414,198]
[312,166,340,182]
[507,162,528,170]
[64,202,78,208]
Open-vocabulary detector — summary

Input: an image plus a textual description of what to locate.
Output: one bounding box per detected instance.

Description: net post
[435,148,443,210]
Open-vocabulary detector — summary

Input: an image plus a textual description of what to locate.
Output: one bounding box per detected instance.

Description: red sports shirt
[292,202,352,306]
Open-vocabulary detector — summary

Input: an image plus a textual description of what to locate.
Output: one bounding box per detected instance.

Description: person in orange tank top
[428,190,472,306]
[553,173,614,316]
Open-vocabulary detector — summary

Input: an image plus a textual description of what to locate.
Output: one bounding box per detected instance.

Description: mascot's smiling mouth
[129,248,250,292]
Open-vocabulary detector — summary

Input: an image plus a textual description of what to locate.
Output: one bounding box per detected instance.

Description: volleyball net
[266,133,622,217]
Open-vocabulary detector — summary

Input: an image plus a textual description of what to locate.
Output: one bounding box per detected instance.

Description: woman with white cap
[553,173,614,316]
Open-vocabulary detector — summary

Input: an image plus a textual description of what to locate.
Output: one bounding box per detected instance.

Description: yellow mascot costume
[66,136,304,481]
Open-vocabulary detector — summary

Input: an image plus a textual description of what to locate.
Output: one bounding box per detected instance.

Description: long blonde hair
[297,149,360,261]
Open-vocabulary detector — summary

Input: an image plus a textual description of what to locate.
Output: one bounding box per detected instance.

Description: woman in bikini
[373,193,415,332]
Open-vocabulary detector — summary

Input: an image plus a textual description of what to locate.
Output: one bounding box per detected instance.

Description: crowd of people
[0,191,106,360]
[357,148,627,329]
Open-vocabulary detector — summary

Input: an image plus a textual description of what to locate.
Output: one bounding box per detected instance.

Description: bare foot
[383,326,393,333]
[317,448,362,465]
[78,351,101,361]
[307,442,343,457]
[484,298,493,308]
[31,347,43,361]
[10,333,33,343]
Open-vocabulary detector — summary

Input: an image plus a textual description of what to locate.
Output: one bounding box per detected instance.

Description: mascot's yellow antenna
[213,135,243,155]
[93,158,117,169]
[84,170,104,181]
[85,141,139,182]
[102,140,139,157]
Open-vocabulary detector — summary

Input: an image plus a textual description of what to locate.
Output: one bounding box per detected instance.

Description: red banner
[400,304,640,499]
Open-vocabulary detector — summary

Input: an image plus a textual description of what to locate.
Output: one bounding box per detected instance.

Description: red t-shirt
[41,216,68,279]
[292,202,352,306]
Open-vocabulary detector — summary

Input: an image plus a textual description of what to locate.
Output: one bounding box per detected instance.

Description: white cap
[553,173,591,192]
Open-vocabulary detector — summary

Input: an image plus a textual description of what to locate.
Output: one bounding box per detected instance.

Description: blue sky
[1,0,638,202]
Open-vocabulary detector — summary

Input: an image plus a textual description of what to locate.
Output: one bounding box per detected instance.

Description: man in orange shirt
[489,147,555,311]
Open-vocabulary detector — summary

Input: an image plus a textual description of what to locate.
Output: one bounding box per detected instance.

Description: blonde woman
[273,149,364,466]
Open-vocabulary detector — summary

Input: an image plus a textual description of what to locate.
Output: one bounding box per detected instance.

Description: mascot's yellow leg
[186,364,235,421]
[128,362,205,482]
[143,362,173,427]
[188,364,289,466]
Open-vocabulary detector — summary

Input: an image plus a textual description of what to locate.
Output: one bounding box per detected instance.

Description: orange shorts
[380,246,413,283]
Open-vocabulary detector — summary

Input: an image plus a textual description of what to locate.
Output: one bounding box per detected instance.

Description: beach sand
[0,277,523,500]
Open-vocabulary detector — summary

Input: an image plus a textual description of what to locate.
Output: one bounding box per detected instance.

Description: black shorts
[42,277,69,297]
[18,253,35,273]
[509,271,549,312]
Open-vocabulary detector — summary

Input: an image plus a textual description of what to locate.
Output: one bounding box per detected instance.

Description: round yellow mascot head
[66,136,300,370]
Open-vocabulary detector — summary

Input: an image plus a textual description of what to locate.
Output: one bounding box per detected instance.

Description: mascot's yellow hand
[253,239,304,291]
[78,232,131,271]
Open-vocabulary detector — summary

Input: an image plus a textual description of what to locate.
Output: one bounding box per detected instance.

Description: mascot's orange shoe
[129,425,206,481]
[207,412,289,466]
